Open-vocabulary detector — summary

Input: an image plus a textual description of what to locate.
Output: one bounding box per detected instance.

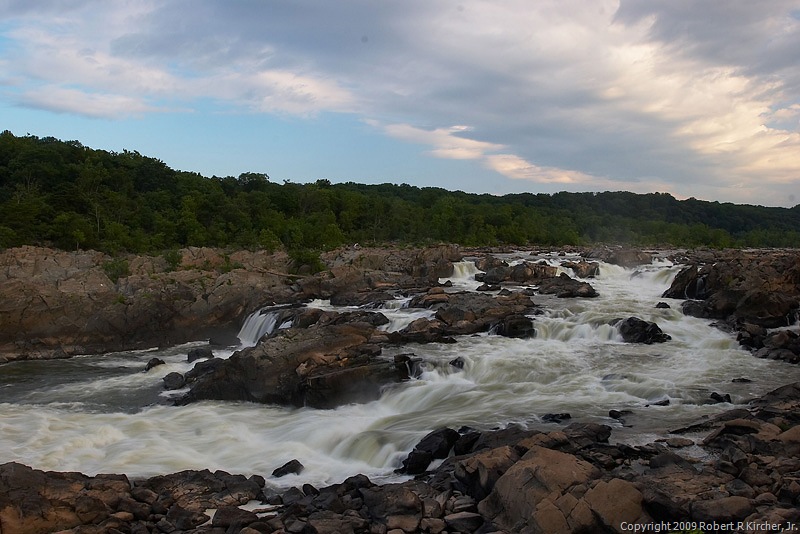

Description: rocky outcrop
[179,319,409,409]
[395,289,539,341]
[663,250,800,319]
[584,247,654,268]
[475,259,559,285]
[0,245,463,363]
[0,463,263,534]
[538,273,599,298]
[662,249,800,361]
[0,246,294,361]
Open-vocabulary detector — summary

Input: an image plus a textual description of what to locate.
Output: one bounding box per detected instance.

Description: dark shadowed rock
[144,357,165,371]
[400,428,460,474]
[162,372,186,390]
[187,347,213,362]
[273,459,304,477]
[616,317,671,344]
[495,314,535,338]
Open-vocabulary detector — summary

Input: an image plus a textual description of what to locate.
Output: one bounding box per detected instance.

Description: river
[2,251,798,490]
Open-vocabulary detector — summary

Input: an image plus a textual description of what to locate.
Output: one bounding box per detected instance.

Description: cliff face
[0,246,295,362]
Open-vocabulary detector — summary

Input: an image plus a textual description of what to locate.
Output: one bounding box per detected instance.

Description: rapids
[2,251,799,489]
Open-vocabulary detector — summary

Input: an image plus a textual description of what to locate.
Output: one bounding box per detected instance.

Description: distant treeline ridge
[2,131,799,254]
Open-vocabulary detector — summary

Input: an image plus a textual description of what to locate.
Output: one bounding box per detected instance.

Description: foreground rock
[10,382,800,533]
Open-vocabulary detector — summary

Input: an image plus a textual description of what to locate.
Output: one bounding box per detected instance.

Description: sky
[1,1,800,207]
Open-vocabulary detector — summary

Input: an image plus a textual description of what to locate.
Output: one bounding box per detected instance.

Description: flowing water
[2,252,799,489]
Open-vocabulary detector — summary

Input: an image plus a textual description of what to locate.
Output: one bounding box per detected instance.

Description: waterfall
[237,305,290,347]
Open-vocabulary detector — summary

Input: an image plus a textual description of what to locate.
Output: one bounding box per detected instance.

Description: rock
[478,446,600,531]
[476,283,501,291]
[538,273,599,298]
[710,392,732,403]
[691,496,753,522]
[187,347,213,362]
[616,317,671,344]
[495,314,535,338]
[585,247,653,268]
[400,428,459,474]
[561,260,600,278]
[212,505,259,528]
[444,511,483,532]
[583,479,649,529]
[139,468,263,511]
[0,462,130,534]
[662,251,800,335]
[144,357,165,371]
[273,459,305,477]
[182,322,409,408]
[162,372,186,390]
[454,445,521,500]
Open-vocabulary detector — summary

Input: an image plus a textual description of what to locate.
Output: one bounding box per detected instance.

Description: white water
[2,253,800,489]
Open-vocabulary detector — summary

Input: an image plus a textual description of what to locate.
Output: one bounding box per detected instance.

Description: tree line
[2,130,800,256]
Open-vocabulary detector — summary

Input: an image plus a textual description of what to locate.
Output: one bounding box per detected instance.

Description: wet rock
[162,372,185,390]
[538,273,599,298]
[400,428,460,474]
[273,459,305,477]
[449,356,465,369]
[710,392,732,403]
[542,413,572,423]
[144,357,165,371]
[495,314,535,338]
[615,317,671,344]
[476,283,501,291]
[561,260,600,278]
[187,347,213,362]
[181,322,409,408]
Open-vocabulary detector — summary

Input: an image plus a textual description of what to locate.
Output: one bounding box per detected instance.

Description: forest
[2,130,800,257]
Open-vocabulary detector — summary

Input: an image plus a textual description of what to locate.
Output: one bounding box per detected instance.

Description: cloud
[17,86,160,119]
[1,1,800,205]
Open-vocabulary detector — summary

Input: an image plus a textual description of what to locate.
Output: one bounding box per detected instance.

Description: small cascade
[439,261,483,289]
[534,316,621,342]
[450,260,482,279]
[237,305,292,347]
[380,296,413,310]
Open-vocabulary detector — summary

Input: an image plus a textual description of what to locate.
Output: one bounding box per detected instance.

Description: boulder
[615,317,671,344]
[479,446,600,531]
[561,260,600,278]
[273,459,305,477]
[399,428,460,474]
[495,314,535,338]
[181,322,409,408]
[538,273,598,298]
